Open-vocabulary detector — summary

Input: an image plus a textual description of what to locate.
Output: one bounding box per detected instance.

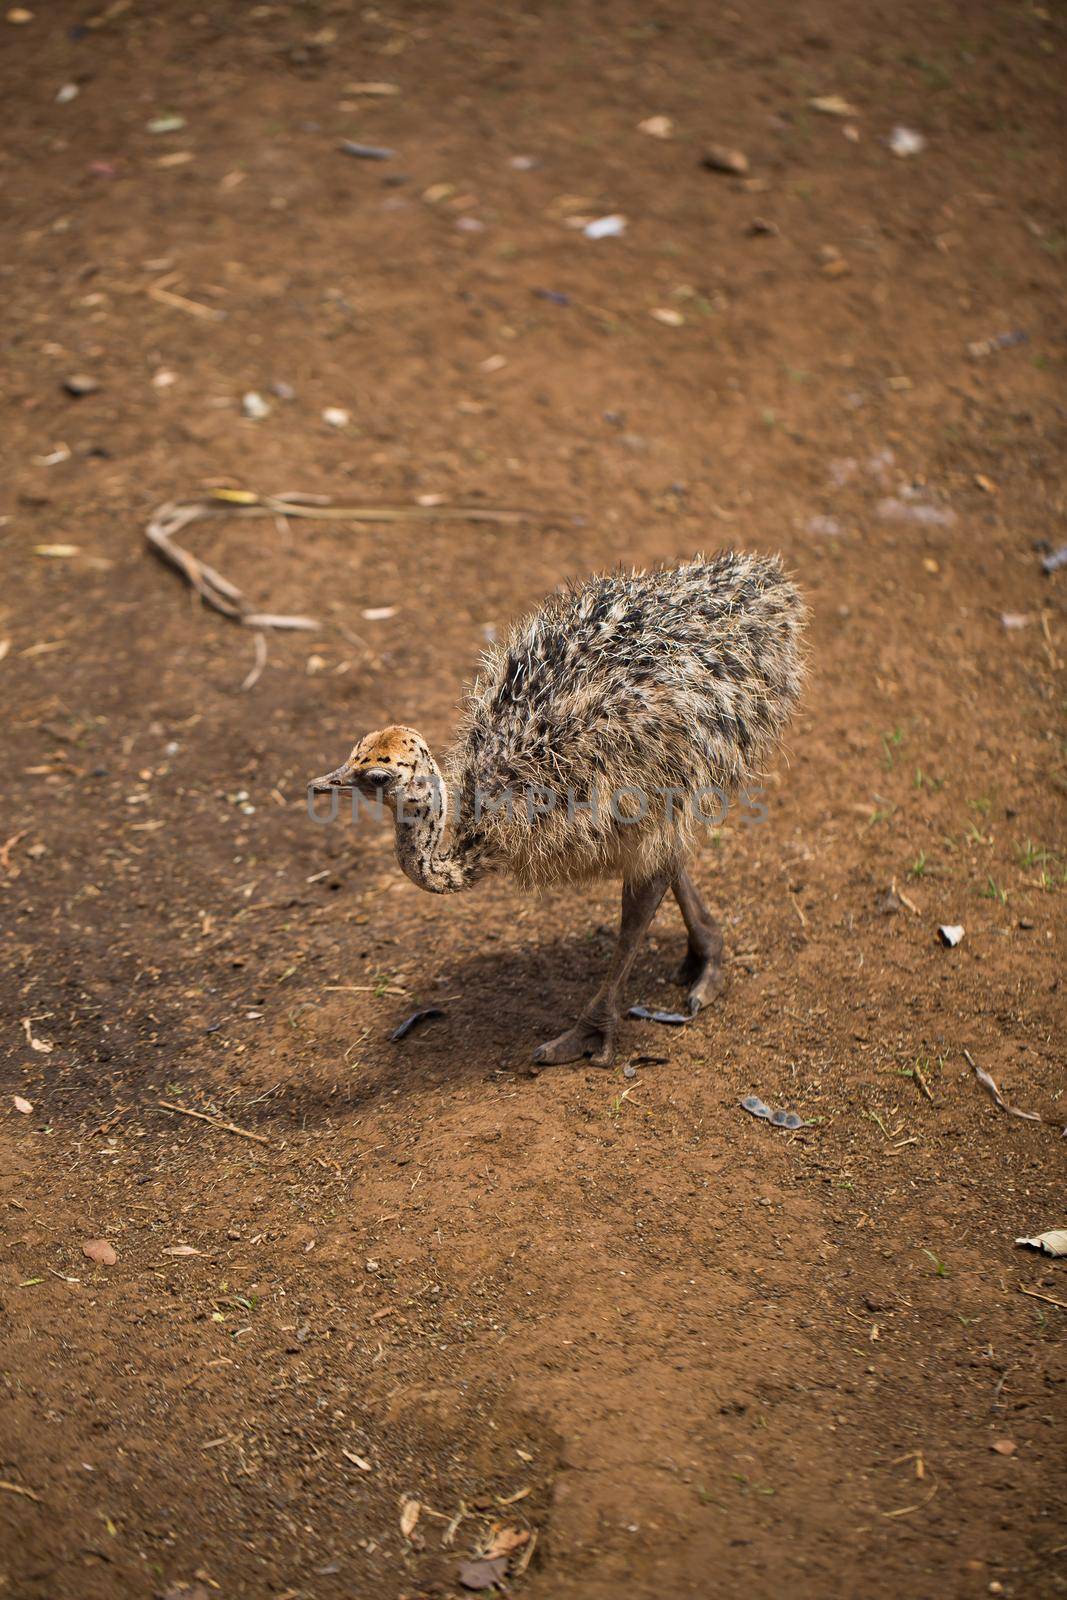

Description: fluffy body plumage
[448,551,806,889]
[309,550,806,1064]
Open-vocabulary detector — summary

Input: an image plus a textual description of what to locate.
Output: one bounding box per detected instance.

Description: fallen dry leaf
[458,1557,507,1591]
[810,94,859,116]
[399,1497,421,1539]
[12,1095,32,1115]
[342,1448,372,1470]
[485,1525,530,1559]
[21,1018,54,1053]
[162,1245,201,1256]
[1015,1229,1067,1257]
[83,1239,117,1266]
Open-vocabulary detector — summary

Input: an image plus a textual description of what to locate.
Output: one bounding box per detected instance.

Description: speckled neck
[392,752,482,894]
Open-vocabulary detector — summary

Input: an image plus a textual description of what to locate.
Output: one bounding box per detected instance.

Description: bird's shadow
[254,921,695,1129]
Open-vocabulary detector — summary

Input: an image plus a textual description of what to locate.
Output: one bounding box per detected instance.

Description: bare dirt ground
[2,2,1065,1597]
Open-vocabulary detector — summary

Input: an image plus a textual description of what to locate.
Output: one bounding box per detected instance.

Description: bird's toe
[533,1019,615,1066]
[686,962,725,1014]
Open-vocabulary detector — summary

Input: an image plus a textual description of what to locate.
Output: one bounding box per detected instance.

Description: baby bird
[309,551,806,1065]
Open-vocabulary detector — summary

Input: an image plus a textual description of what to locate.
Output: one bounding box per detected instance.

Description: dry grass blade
[963,1049,1045,1124]
[241,631,268,691]
[146,492,545,632]
[157,1100,269,1145]
[1018,1284,1067,1311]
[0,1479,43,1504]
[146,500,319,630]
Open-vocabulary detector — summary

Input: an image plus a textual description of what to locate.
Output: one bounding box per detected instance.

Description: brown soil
[2,2,1065,1597]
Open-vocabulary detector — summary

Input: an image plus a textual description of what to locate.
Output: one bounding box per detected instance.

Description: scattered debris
[147,114,185,133]
[741,1095,803,1130]
[21,1018,54,1053]
[810,94,859,117]
[146,497,319,630]
[399,1497,421,1539]
[82,1239,117,1266]
[240,631,268,692]
[458,1557,508,1591]
[1018,1284,1067,1311]
[1015,1230,1067,1257]
[1041,545,1067,575]
[967,330,1027,360]
[344,81,400,96]
[701,144,749,175]
[963,1049,1048,1126]
[147,278,226,323]
[485,1526,530,1559]
[650,307,684,326]
[34,544,80,558]
[157,1100,269,1145]
[628,1006,689,1026]
[62,373,99,397]
[12,1095,33,1115]
[1000,613,1031,630]
[339,140,397,160]
[638,114,673,139]
[322,406,350,427]
[390,1008,445,1042]
[162,1245,202,1257]
[533,287,570,306]
[342,1448,372,1470]
[583,214,627,240]
[361,606,397,620]
[990,1439,1017,1457]
[0,1480,42,1504]
[937,924,964,948]
[34,443,72,466]
[888,125,925,157]
[241,391,271,421]
[148,490,538,631]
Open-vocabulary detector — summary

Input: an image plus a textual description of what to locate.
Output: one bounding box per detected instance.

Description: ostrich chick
[309,551,806,1066]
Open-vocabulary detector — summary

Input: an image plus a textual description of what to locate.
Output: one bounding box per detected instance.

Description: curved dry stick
[145,492,543,629]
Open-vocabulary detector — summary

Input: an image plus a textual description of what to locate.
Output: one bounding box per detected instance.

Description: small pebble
[888,125,925,158]
[702,144,749,175]
[56,83,79,104]
[322,406,350,427]
[242,390,271,420]
[63,373,99,397]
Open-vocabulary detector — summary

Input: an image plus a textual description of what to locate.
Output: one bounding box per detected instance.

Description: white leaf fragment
[1015,1230,1067,1258]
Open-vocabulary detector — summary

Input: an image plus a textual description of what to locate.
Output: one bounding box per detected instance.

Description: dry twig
[157,1100,268,1146]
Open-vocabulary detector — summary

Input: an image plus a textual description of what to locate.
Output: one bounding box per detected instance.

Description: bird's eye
[365,768,389,787]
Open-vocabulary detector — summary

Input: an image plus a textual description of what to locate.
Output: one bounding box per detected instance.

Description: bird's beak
[307,763,354,794]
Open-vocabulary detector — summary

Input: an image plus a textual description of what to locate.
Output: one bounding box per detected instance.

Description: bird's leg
[672,866,725,1014]
[533,872,671,1067]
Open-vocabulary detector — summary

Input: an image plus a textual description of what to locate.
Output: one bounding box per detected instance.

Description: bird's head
[307,725,437,810]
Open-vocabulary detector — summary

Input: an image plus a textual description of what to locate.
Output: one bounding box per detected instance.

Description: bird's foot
[676,949,725,1015]
[533,1016,616,1067]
